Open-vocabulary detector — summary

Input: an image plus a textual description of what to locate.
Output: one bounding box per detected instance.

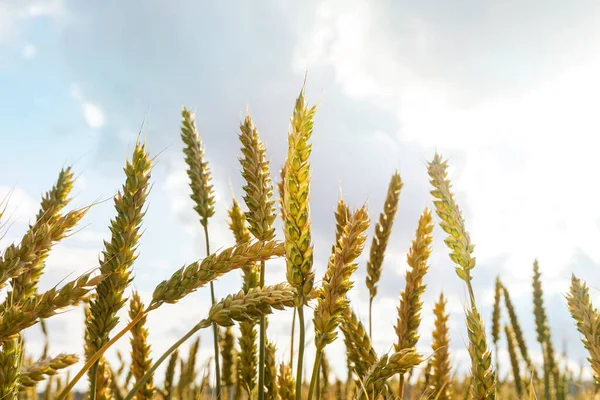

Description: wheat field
[1,85,599,400]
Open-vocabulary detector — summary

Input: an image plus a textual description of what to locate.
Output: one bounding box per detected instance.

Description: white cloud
[0,0,65,42]
[21,43,37,59]
[69,84,106,128]
[82,102,105,128]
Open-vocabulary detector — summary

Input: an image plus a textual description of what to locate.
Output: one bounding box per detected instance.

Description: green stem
[369,297,373,339]
[295,305,305,400]
[203,224,221,400]
[124,320,211,400]
[89,362,99,400]
[258,260,266,400]
[307,349,323,400]
[290,307,296,367]
[398,373,405,400]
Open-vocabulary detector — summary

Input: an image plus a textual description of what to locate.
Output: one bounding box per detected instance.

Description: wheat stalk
[366,172,402,337]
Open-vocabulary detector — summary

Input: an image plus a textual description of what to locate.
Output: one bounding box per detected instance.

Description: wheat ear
[533,259,559,397]
[505,324,523,397]
[86,140,152,400]
[430,293,453,400]
[501,281,535,378]
[395,208,433,398]
[340,307,377,380]
[229,198,258,395]
[10,166,75,305]
[491,277,502,379]
[129,292,154,400]
[238,111,277,400]
[428,153,496,399]
[19,354,78,389]
[357,349,422,399]
[566,274,600,385]
[366,172,402,337]
[308,205,369,399]
[180,105,222,399]
[282,86,316,400]
[163,350,178,400]
[264,341,277,400]
[277,363,295,400]
[221,327,235,395]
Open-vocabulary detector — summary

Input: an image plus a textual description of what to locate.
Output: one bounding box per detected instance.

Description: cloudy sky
[2,0,600,390]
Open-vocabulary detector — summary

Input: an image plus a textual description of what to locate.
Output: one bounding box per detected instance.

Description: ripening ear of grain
[366,172,402,338]
[309,204,369,399]
[505,324,524,398]
[427,153,496,400]
[277,362,295,400]
[500,280,535,378]
[357,349,422,399]
[163,350,178,400]
[19,353,78,389]
[238,111,277,400]
[491,277,502,378]
[220,327,236,395]
[180,105,222,399]
[282,86,316,400]
[532,259,559,397]
[430,293,453,400]
[128,292,154,400]
[228,198,258,395]
[394,208,433,399]
[340,307,377,381]
[264,341,277,400]
[86,140,152,400]
[566,274,600,387]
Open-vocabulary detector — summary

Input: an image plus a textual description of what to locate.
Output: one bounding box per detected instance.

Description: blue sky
[2,0,600,389]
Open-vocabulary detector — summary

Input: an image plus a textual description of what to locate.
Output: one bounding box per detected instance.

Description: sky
[2,0,600,391]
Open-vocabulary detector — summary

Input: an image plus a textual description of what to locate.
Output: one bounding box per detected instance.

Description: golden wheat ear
[428,153,496,399]
[366,171,402,338]
[129,292,154,400]
[85,140,152,400]
[430,293,453,400]
[567,274,600,386]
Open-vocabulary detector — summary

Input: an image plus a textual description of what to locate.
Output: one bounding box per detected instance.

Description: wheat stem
[307,349,322,400]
